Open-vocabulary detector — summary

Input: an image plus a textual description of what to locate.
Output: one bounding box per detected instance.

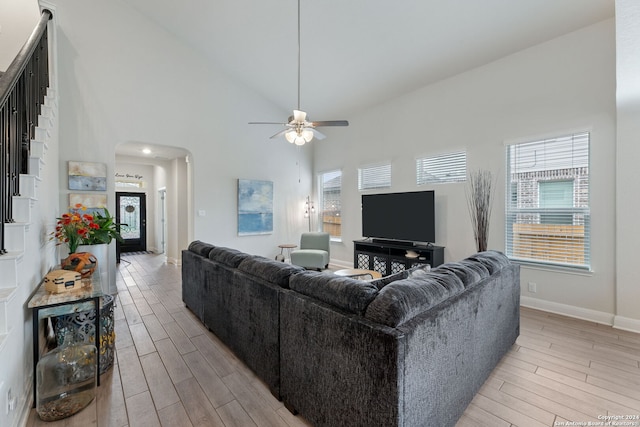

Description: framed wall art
[237,179,273,236]
[69,193,107,210]
[68,161,107,191]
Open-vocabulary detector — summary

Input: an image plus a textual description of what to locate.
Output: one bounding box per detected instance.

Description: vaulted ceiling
[124,0,613,120]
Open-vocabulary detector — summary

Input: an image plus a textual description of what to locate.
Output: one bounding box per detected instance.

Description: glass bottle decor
[36,334,97,421]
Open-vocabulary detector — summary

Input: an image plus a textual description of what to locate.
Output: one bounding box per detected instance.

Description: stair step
[0,253,20,289]
[34,126,50,142]
[12,197,34,223]
[37,113,53,130]
[46,87,57,101]
[4,223,29,252]
[40,104,53,119]
[18,175,40,199]
[30,140,48,159]
[28,157,45,178]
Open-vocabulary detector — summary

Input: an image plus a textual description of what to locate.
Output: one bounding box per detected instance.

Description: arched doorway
[115,141,192,264]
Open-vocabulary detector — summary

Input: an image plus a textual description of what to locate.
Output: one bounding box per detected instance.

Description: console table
[28,270,104,407]
[353,240,444,276]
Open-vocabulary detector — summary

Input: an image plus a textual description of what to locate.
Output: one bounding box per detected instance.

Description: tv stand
[353,240,444,276]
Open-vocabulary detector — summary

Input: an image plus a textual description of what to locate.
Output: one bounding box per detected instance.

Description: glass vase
[36,335,97,421]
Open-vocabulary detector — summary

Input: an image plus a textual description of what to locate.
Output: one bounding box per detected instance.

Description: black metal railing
[0,9,52,254]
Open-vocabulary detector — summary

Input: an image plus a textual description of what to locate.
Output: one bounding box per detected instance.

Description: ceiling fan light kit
[249,0,348,145]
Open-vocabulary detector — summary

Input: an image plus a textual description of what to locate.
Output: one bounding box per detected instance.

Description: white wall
[0,0,40,71]
[615,0,640,331]
[315,20,618,321]
[51,0,313,264]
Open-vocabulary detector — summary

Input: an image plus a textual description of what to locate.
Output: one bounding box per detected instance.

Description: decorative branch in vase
[466,170,494,253]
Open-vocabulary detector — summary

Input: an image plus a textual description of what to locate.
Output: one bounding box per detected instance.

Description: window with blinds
[505,132,590,270]
[319,170,342,240]
[358,162,391,191]
[416,151,467,185]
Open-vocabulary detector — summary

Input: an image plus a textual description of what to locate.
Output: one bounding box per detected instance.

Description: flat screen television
[362,190,435,244]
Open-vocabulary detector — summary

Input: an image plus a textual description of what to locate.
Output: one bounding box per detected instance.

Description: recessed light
[142,148,151,154]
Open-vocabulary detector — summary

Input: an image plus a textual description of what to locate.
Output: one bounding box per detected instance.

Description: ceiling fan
[248,0,349,145]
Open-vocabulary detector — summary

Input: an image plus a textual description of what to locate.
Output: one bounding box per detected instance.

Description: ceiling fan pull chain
[248,0,348,144]
[297,0,301,111]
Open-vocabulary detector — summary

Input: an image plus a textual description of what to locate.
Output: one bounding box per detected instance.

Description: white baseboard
[613,315,640,334]
[520,296,615,326]
[166,256,181,266]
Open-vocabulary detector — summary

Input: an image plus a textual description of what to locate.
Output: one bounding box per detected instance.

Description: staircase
[0,87,56,426]
[0,9,57,425]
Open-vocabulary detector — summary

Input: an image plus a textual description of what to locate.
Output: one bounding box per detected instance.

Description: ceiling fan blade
[310,120,349,127]
[269,129,290,139]
[310,128,326,140]
[249,121,288,125]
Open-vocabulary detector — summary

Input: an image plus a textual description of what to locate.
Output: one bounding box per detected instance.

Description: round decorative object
[53,294,116,375]
[62,252,98,278]
[36,335,96,421]
[125,205,135,213]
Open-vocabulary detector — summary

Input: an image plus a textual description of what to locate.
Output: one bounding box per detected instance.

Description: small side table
[278,244,297,262]
[28,271,103,408]
[334,268,383,280]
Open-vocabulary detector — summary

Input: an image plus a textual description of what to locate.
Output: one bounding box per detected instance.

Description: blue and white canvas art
[238,179,273,235]
[68,161,107,191]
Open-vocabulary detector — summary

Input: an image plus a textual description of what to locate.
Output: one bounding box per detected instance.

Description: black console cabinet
[353,240,445,276]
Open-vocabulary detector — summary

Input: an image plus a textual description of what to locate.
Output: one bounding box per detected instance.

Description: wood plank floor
[26,253,640,427]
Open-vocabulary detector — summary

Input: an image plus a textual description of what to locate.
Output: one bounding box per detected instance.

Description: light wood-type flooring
[26,253,640,427]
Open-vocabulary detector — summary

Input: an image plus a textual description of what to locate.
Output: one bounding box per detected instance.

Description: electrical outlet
[528,282,537,293]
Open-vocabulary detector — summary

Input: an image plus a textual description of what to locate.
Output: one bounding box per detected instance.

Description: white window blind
[505,132,590,270]
[319,170,342,239]
[416,151,467,185]
[358,162,391,191]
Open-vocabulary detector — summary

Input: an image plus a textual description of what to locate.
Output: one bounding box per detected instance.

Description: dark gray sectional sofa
[182,241,520,427]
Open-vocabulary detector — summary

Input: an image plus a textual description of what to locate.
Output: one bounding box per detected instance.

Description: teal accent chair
[290,232,330,270]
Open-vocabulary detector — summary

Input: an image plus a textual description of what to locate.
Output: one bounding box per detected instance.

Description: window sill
[510,258,593,276]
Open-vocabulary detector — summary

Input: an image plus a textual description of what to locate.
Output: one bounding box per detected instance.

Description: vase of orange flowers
[52,204,123,254]
[53,204,98,254]
[52,204,123,280]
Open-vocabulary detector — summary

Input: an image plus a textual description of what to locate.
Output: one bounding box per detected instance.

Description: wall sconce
[304,195,315,231]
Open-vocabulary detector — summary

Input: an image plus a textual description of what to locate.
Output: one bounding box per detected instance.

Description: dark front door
[116,192,147,253]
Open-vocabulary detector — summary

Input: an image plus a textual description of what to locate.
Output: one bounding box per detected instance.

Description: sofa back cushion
[367,265,430,290]
[465,250,510,274]
[209,247,252,268]
[237,256,305,288]
[431,261,489,288]
[289,271,379,315]
[188,240,215,257]
[364,269,465,327]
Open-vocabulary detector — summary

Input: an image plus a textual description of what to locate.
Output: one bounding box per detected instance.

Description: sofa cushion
[209,247,252,268]
[369,270,409,290]
[364,269,465,327]
[432,261,488,288]
[188,240,215,257]
[465,250,510,274]
[289,271,379,315]
[368,264,433,291]
[238,256,305,288]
